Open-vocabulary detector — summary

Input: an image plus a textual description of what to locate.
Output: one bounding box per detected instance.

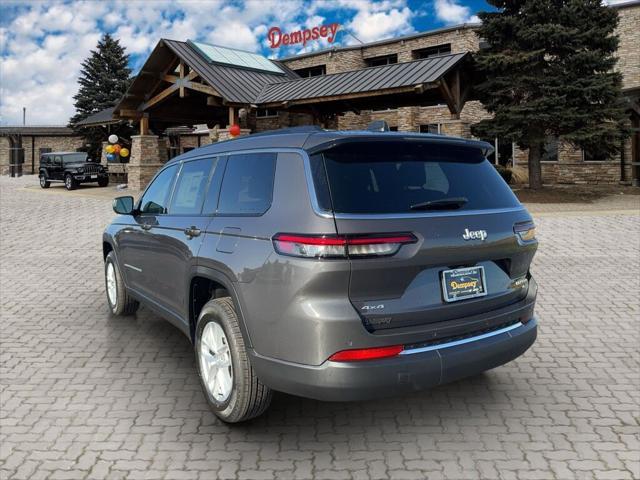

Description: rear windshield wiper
[409,197,468,211]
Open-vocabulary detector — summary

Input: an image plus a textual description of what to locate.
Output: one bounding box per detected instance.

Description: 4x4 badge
[462,228,488,241]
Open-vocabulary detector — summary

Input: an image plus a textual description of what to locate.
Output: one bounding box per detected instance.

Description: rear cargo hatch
[309,137,538,332]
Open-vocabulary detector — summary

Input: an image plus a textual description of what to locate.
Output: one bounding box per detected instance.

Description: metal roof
[0,126,77,136]
[162,40,297,104]
[256,53,468,105]
[75,107,118,127]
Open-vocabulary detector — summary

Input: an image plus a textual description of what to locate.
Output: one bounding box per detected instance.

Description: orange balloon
[113,144,121,154]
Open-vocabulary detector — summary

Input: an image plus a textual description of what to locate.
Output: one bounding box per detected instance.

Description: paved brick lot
[1,176,639,480]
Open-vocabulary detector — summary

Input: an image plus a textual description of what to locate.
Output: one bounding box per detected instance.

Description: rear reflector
[273,233,416,259]
[329,345,404,362]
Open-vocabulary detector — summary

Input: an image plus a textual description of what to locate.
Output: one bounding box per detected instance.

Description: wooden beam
[179,61,186,98]
[261,84,438,109]
[118,109,143,119]
[163,74,179,83]
[228,107,237,127]
[438,79,458,116]
[140,115,149,135]
[184,81,221,97]
[140,83,179,111]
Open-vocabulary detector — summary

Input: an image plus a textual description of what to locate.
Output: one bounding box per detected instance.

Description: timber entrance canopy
[114,38,474,128]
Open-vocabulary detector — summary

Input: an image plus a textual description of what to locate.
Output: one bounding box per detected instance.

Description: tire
[39,174,50,188]
[104,251,139,316]
[64,173,77,190]
[98,176,109,187]
[195,297,272,423]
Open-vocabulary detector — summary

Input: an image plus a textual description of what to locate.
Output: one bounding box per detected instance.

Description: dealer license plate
[441,266,487,302]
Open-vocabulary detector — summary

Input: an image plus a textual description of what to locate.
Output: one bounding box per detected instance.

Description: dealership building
[1,1,638,187]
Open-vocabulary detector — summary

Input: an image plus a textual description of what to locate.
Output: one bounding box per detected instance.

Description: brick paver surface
[1,176,639,480]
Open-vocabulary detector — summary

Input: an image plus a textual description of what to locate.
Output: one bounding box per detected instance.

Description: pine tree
[70,34,132,159]
[471,0,630,189]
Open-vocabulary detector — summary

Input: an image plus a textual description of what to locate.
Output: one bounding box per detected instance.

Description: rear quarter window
[217,152,277,215]
[312,141,519,214]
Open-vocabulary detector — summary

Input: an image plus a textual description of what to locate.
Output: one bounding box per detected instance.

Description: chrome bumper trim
[399,321,524,355]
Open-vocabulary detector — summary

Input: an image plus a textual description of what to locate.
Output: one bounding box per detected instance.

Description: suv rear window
[311,141,519,214]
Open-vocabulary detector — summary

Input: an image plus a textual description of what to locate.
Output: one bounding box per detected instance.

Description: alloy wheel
[199,322,234,403]
[106,262,117,308]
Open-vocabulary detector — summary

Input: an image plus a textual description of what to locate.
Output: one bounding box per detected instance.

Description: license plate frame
[441,266,487,303]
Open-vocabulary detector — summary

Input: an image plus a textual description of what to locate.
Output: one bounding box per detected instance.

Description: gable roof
[256,53,468,105]
[162,40,298,104]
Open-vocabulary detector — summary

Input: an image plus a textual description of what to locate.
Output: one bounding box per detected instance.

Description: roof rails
[247,125,324,138]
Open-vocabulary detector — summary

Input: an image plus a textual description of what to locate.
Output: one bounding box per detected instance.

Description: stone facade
[616,3,640,91]
[275,6,639,186]
[282,25,479,74]
[0,134,84,175]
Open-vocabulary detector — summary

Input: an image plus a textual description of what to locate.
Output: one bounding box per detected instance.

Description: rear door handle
[141,224,152,231]
[184,226,201,238]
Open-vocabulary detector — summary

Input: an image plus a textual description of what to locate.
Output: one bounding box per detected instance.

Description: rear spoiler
[304,135,495,158]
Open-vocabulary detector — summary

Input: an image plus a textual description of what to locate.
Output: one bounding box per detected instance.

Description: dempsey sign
[267,23,340,49]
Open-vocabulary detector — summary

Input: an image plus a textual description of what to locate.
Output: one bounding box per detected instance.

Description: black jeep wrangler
[39,152,109,190]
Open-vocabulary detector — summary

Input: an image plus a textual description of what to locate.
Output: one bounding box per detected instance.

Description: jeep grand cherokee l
[102,127,538,423]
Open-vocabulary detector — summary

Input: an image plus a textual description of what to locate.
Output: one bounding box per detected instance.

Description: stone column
[100,142,108,165]
[397,106,417,132]
[128,135,164,191]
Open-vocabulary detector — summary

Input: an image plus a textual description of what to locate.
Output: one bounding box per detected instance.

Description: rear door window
[313,141,519,214]
[169,158,214,215]
[217,153,277,215]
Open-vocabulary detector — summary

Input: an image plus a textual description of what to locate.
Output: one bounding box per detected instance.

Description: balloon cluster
[105,134,129,162]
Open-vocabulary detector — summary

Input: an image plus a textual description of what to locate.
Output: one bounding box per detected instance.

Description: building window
[541,136,559,162]
[365,54,397,67]
[256,108,278,118]
[420,124,441,134]
[583,146,613,162]
[294,65,326,77]
[481,137,514,166]
[413,44,452,59]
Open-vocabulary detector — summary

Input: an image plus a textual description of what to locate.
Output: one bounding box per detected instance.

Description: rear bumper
[249,317,537,402]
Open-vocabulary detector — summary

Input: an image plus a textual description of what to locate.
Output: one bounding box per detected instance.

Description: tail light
[272,233,417,259]
[329,344,404,362]
[514,221,536,242]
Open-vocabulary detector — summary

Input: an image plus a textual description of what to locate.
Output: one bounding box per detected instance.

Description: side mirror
[113,196,135,215]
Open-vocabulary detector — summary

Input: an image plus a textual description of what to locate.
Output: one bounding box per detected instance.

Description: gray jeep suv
[103,127,538,423]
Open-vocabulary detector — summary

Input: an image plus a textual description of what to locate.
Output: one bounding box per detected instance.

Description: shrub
[493,164,513,184]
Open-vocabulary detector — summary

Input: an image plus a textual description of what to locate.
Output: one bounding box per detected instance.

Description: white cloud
[0,0,422,125]
[434,0,478,25]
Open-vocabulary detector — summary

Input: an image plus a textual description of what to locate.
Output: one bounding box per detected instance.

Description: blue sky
[0,0,622,125]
